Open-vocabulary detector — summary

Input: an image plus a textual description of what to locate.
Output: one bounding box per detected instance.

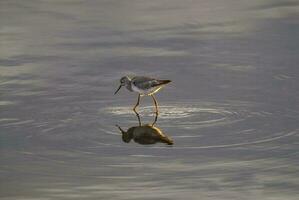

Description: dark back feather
[132,76,171,90]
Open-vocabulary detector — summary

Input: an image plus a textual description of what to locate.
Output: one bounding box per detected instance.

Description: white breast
[131,83,147,95]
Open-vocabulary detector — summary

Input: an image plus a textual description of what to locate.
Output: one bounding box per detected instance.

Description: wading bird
[114,76,171,115]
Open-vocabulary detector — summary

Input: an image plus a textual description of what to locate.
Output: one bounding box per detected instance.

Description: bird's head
[114,76,130,94]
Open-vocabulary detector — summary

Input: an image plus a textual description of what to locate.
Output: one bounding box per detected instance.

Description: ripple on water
[101,101,299,149]
[5,100,297,152]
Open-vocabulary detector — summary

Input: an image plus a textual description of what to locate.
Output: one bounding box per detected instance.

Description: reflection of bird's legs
[133,94,141,113]
[152,111,158,126]
[151,94,159,115]
[135,111,142,126]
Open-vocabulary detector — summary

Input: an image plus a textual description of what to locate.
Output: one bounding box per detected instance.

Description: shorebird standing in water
[114,76,171,115]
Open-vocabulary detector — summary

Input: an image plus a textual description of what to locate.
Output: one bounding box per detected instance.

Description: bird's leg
[133,94,141,113]
[151,94,159,116]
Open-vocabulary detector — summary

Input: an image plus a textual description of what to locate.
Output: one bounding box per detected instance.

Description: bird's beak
[114,85,122,95]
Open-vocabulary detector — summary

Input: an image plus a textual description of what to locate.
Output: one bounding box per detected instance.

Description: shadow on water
[116,112,173,145]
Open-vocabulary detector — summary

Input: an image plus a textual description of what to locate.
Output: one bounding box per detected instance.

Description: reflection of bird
[116,124,173,145]
[115,108,173,145]
[114,76,171,115]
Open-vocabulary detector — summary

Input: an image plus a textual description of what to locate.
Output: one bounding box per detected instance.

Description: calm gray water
[1,0,299,199]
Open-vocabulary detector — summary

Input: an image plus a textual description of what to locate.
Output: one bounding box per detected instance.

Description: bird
[114,76,171,115]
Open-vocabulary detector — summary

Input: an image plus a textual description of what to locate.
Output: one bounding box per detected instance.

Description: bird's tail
[157,80,171,86]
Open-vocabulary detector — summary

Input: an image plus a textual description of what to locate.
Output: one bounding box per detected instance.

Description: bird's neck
[126,81,133,92]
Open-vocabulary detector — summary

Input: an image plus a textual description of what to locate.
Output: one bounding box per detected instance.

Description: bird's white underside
[131,84,162,96]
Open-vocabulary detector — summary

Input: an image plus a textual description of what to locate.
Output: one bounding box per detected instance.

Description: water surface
[1,0,299,199]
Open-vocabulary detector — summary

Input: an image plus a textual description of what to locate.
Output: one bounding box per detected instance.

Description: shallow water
[1,0,299,199]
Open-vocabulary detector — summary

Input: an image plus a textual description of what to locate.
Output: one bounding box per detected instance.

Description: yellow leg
[133,94,141,113]
[151,94,159,115]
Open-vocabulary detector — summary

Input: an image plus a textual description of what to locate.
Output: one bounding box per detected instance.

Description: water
[1,0,299,199]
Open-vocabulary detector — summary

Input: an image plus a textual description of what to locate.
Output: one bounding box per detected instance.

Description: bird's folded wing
[132,76,161,90]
